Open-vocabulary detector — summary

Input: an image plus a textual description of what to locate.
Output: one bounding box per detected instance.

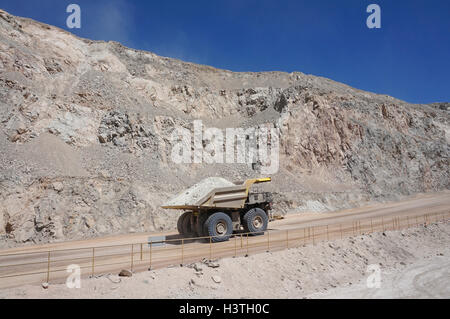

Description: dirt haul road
[0,191,449,289]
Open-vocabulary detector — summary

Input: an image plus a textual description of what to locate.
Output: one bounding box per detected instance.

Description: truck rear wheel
[243,208,268,235]
[177,212,194,237]
[204,212,233,243]
[195,213,208,238]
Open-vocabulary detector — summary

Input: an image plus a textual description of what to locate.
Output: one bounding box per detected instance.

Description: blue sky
[1,0,449,104]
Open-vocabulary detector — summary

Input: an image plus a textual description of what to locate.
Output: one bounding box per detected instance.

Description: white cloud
[83,0,136,47]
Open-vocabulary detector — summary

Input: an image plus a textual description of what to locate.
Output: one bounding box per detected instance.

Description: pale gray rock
[212,275,222,283]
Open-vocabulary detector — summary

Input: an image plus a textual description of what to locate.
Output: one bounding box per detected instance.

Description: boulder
[52,182,64,192]
[119,269,133,277]
[211,275,221,284]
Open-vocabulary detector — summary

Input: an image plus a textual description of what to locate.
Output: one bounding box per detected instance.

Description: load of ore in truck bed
[163,177,236,207]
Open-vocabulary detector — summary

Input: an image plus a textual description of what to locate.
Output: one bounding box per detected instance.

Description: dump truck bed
[161,178,271,210]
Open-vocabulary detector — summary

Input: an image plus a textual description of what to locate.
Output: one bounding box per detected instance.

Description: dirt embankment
[1,220,448,299]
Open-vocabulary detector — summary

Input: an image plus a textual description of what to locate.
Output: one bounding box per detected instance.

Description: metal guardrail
[0,211,448,288]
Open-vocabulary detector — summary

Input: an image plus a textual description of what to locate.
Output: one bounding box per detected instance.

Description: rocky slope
[0,9,448,248]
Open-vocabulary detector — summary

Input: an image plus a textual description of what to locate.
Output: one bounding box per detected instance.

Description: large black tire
[204,212,233,243]
[177,212,188,235]
[195,213,208,238]
[243,208,268,235]
[177,212,193,236]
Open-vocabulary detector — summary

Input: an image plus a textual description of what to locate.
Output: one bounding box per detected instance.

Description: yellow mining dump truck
[161,178,273,242]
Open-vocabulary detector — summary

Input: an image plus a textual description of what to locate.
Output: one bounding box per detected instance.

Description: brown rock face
[0,9,448,248]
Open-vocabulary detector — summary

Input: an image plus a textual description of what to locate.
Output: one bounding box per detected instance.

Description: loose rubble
[2,221,448,298]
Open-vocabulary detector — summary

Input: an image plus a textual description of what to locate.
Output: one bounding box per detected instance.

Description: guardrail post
[326,225,329,241]
[312,227,315,245]
[382,217,385,231]
[47,251,51,283]
[140,243,143,261]
[286,230,289,249]
[149,240,152,270]
[209,236,212,260]
[240,234,243,248]
[131,244,134,271]
[181,239,184,265]
[370,218,374,233]
[92,248,95,277]
[246,233,249,255]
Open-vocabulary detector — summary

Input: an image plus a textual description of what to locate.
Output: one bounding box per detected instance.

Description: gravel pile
[163,177,235,206]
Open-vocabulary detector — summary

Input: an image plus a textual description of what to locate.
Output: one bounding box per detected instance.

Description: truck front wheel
[204,212,233,243]
[243,208,268,235]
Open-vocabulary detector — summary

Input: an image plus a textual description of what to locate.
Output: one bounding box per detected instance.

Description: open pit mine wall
[0,9,448,247]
